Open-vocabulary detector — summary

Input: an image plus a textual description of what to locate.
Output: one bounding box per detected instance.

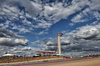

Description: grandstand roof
[2,54,16,57]
[35,51,56,53]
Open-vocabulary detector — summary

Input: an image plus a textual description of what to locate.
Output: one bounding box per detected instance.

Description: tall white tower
[57,33,63,56]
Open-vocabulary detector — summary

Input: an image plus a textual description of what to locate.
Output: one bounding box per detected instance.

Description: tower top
[58,33,63,36]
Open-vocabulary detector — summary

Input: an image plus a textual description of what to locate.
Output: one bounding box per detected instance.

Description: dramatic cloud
[21,47,34,51]
[76,26,99,39]
[71,0,100,23]
[76,24,100,40]
[0,28,24,38]
[0,46,37,56]
[1,0,100,56]
[33,23,100,55]
[0,28,28,46]
[0,0,96,34]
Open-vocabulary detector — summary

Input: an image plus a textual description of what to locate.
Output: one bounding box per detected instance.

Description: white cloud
[42,0,88,22]
[0,28,28,46]
[32,23,100,55]
[20,0,42,16]
[76,26,99,39]
[93,11,100,20]
[71,0,100,23]
[21,47,34,51]
[0,0,93,34]
[71,8,93,23]
[0,46,40,56]
[0,38,28,46]
[71,13,83,23]
[34,21,52,29]
[89,0,100,10]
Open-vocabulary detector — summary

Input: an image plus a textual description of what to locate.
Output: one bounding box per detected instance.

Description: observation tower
[35,33,63,56]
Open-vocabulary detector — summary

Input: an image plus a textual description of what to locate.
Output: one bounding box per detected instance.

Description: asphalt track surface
[10,57,100,66]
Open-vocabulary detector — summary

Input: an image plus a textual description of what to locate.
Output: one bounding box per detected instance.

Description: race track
[14,57,100,66]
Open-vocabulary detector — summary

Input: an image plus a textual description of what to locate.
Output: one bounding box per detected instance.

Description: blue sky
[0,0,100,56]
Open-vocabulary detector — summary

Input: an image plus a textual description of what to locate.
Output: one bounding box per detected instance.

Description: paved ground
[13,57,100,66]
[1,57,100,66]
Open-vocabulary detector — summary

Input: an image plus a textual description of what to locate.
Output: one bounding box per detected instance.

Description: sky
[0,0,100,56]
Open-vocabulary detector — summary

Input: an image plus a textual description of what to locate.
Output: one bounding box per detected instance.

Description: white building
[2,54,17,57]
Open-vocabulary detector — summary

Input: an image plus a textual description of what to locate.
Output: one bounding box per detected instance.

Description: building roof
[2,54,16,57]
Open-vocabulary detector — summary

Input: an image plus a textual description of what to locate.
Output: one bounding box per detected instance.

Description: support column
[58,35,61,56]
[57,33,63,56]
